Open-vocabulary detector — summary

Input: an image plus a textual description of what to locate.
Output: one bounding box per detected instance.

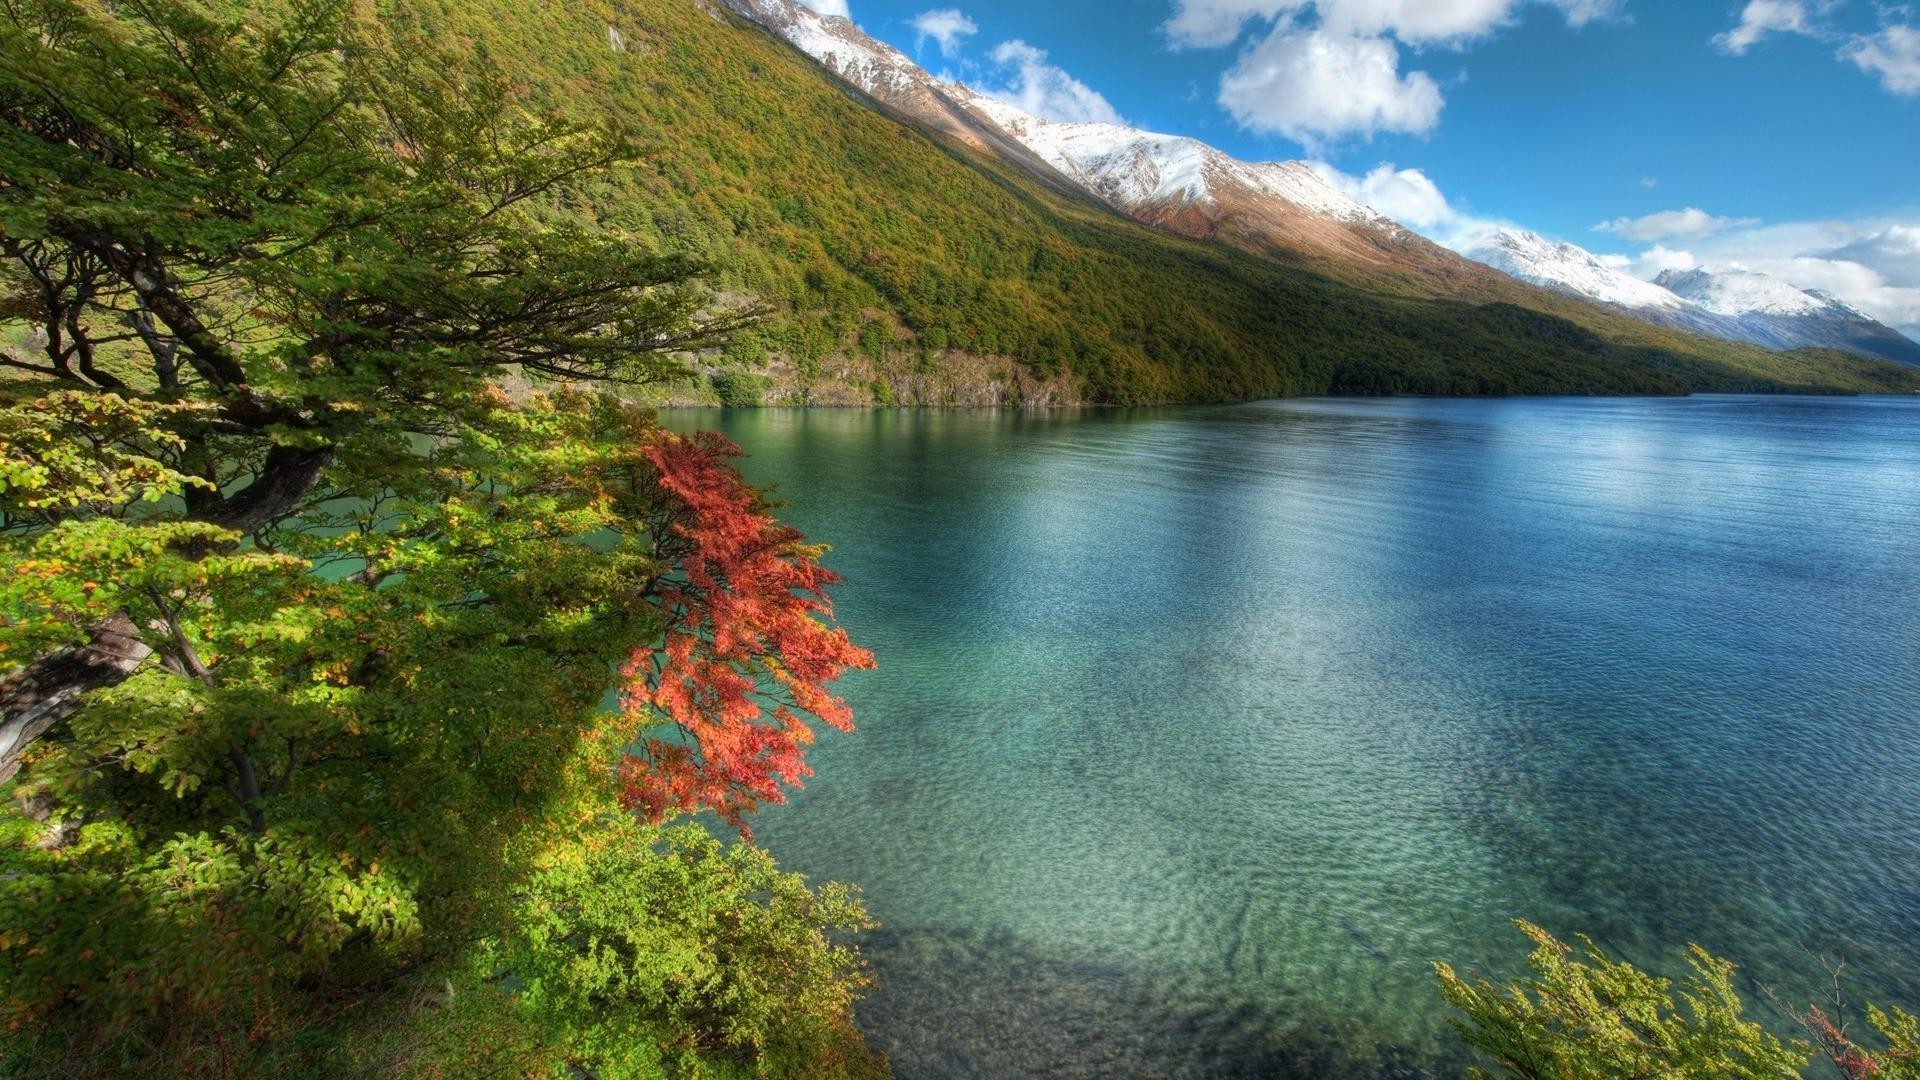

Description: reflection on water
[662,396,1920,1078]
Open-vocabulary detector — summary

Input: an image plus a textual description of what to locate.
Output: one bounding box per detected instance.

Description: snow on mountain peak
[1469,228,1687,311]
[726,0,921,99]
[726,0,1397,231]
[1654,267,1847,319]
[951,87,1391,226]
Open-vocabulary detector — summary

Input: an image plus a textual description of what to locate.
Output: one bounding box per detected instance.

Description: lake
[662,395,1920,1078]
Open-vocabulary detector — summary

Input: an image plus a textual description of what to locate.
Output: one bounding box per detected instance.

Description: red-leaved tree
[619,431,874,836]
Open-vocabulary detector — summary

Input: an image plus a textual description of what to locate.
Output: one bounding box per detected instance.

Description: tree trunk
[0,613,151,784]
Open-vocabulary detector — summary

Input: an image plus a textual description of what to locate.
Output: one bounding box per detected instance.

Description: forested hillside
[379,0,1920,403]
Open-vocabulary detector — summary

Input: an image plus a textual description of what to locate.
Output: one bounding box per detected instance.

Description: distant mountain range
[726,0,1920,371]
[1470,230,1920,367]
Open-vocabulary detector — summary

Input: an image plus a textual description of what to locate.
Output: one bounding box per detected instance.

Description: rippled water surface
[663,396,1920,1078]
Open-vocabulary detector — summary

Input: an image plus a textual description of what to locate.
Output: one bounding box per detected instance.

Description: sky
[796,0,1920,335]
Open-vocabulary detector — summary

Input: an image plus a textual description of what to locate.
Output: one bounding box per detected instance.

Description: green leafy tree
[0,0,877,1073]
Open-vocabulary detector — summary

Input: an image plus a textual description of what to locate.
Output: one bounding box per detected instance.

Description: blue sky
[799,0,1920,333]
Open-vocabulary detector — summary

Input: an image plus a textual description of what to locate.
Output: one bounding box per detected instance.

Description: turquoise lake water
[663,396,1920,1078]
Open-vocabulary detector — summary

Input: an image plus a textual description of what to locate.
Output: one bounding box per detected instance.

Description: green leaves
[0,824,421,1022]
[499,812,874,1068]
[0,1,878,1071]
[0,392,215,516]
[1436,922,1920,1080]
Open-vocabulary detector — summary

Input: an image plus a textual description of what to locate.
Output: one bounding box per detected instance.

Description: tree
[1438,921,1920,1080]
[0,0,874,1070]
[620,429,873,837]
[0,0,734,772]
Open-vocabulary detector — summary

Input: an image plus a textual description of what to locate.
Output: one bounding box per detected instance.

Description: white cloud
[1310,161,1452,227]
[1311,0,1525,44]
[1713,0,1813,54]
[1713,4,1920,99]
[796,0,852,19]
[1550,0,1624,26]
[1741,255,1920,330]
[1842,23,1920,95]
[1163,0,1621,48]
[1168,0,1620,142]
[1308,160,1507,247]
[1218,27,1443,143]
[1593,207,1760,243]
[912,8,979,56]
[1819,225,1920,287]
[1639,176,1659,189]
[981,40,1124,124]
[1165,0,1294,48]
[1310,163,1919,337]
[1632,244,1698,277]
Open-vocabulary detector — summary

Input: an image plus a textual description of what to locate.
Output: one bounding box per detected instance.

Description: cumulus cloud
[1550,0,1624,26]
[1743,254,1920,333]
[1819,225,1920,287]
[1164,0,1294,48]
[1307,160,1508,247]
[1218,28,1443,143]
[980,40,1124,124]
[1713,0,1814,54]
[796,0,852,19]
[1165,0,1619,143]
[1632,244,1699,277]
[1712,4,1920,98]
[1842,23,1920,95]
[1304,0,1523,45]
[1163,0,1620,48]
[1309,161,1452,227]
[912,8,979,56]
[1593,207,1760,243]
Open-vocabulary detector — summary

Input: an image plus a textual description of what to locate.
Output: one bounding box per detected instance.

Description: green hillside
[377,0,1920,404]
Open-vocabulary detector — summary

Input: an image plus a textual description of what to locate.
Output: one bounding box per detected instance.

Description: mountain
[1464,227,1920,369]
[1657,268,1920,367]
[721,0,1476,279]
[318,0,1920,402]
[1470,229,1690,315]
[717,0,1918,394]
[1466,228,1755,339]
[940,89,1441,275]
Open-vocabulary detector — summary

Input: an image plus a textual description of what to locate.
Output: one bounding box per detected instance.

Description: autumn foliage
[619,431,874,834]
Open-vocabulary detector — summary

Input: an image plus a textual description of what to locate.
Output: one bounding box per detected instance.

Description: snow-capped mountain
[717,0,1079,186]
[721,0,1429,269]
[1658,267,1855,319]
[725,0,1920,369]
[1658,268,1920,366]
[1467,229,1920,366]
[947,88,1391,228]
[1469,229,1691,313]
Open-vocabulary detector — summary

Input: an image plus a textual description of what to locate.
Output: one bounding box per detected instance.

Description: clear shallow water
[663,396,1920,1078]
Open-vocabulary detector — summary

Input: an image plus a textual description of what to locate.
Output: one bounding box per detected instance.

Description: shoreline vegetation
[1441,923,1920,1080]
[0,1,884,1075]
